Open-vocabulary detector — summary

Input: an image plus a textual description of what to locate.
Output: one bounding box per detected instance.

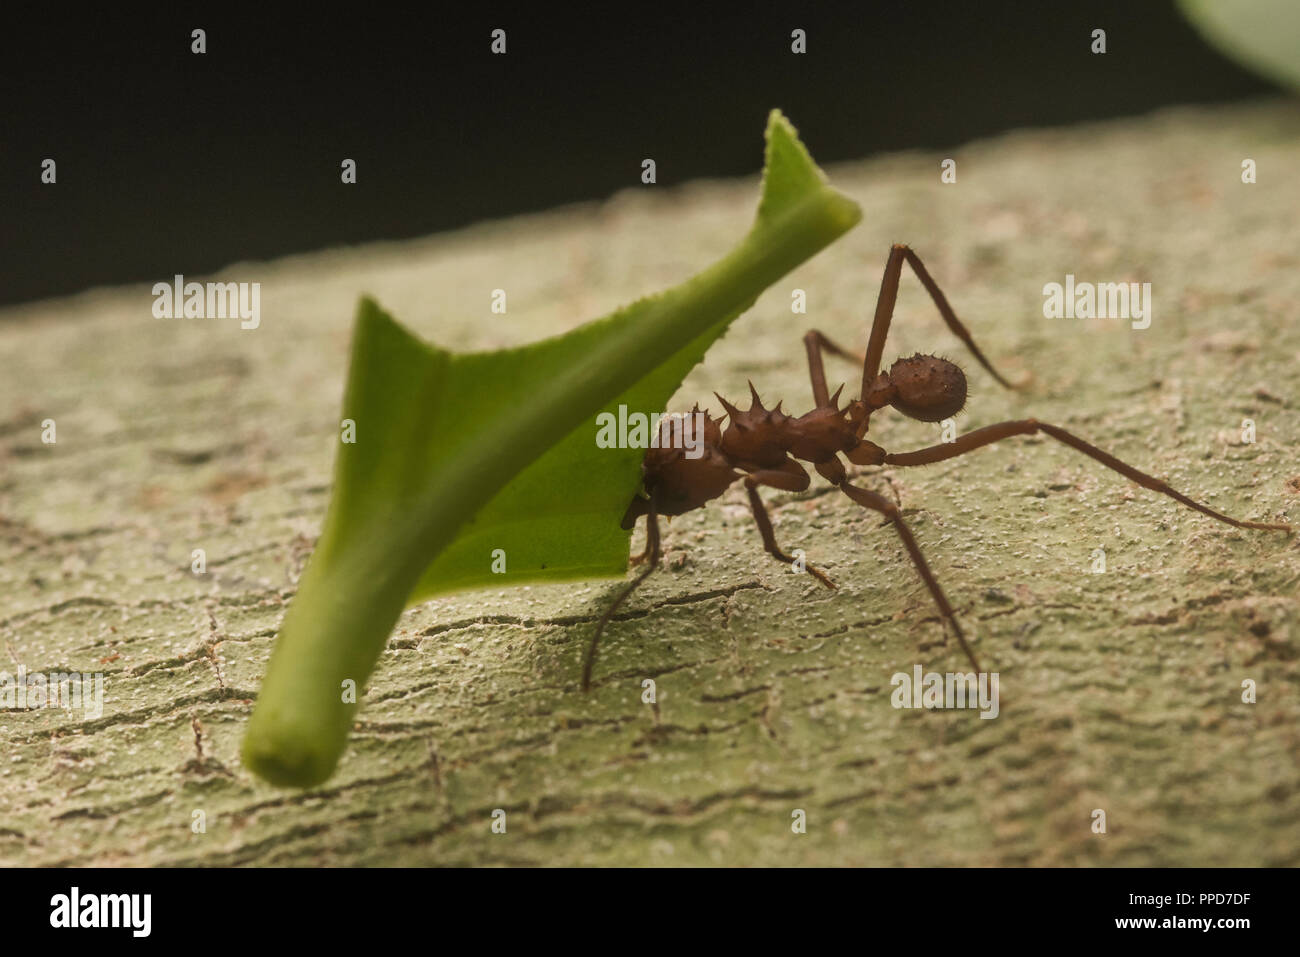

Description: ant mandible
[581,244,1293,690]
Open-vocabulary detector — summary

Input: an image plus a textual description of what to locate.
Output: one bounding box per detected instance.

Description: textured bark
[2,100,1298,866]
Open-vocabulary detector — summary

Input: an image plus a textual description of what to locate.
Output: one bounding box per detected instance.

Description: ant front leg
[837,480,983,674]
[883,419,1294,533]
[629,519,655,567]
[583,496,664,691]
[861,244,1019,399]
[743,463,836,588]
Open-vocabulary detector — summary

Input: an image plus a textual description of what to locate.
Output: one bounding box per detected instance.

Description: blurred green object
[1179,0,1300,93]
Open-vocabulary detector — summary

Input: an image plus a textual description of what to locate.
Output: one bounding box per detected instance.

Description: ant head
[886,354,967,422]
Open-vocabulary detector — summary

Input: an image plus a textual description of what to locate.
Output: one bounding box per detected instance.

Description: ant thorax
[716,387,796,470]
[716,382,862,468]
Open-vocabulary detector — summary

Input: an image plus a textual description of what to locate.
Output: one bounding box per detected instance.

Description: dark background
[0,2,1278,308]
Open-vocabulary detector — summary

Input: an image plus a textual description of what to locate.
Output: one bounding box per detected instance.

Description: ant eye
[888,354,967,422]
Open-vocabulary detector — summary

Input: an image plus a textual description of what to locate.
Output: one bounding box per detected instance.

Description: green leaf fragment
[241,110,861,787]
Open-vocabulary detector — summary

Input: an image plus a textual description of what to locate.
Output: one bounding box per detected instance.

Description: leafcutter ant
[581,244,1293,690]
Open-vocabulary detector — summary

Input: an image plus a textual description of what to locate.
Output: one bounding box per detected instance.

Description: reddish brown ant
[581,243,1293,690]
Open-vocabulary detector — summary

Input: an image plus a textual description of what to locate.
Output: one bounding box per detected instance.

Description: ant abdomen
[885,353,967,422]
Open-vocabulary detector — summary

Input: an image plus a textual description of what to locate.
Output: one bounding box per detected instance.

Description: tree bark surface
[2,100,1298,865]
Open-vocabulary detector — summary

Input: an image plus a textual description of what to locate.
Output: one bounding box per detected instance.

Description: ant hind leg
[861,244,1021,399]
[883,419,1293,533]
[803,329,867,409]
[837,480,983,674]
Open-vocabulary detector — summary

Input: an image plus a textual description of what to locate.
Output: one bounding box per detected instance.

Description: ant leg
[582,501,662,691]
[860,245,907,396]
[861,244,1018,399]
[629,530,654,567]
[899,247,1018,390]
[838,481,983,673]
[743,465,836,588]
[804,330,866,408]
[884,419,1293,533]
